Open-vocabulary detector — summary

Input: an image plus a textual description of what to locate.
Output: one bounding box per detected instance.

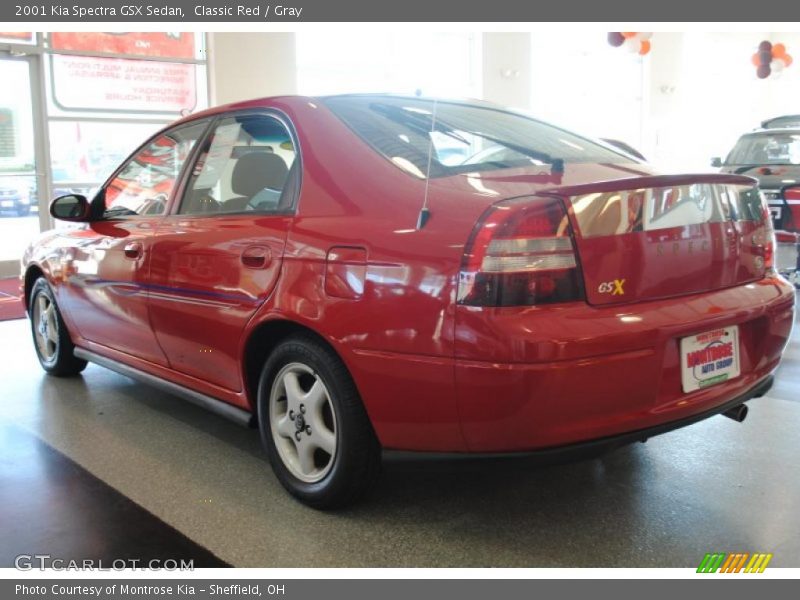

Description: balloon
[759,49,773,65]
[626,38,642,53]
[638,32,653,40]
[752,52,761,66]
[621,32,638,38]
[757,63,771,79]
[785,54,793,67]
[771,59,785,73]
[608,32,625,47]
[759,40,773,52]
[639,40,652,55]
[772,43,787,59]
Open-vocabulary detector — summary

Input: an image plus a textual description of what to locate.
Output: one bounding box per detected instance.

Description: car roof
[761,115,800,129]
[740,127,800,137]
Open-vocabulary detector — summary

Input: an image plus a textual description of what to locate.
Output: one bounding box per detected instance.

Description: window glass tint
[104,121,207,217]
[726,133,800,166]
[179,114,297,215]
[324,96,631,179]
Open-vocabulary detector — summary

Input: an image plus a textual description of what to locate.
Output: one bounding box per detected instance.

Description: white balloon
[626,38,642,53]
[639,32,653,40]
[772,58,786,72]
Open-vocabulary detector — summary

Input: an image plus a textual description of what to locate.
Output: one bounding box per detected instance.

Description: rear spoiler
[541,173,759,198]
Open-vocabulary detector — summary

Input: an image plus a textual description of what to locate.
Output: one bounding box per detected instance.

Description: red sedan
[21,95,796,507]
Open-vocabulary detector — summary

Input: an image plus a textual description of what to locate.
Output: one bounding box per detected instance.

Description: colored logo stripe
[697,552,772,573]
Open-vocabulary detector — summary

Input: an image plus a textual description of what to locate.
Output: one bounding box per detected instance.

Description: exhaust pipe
[722,404,748,423]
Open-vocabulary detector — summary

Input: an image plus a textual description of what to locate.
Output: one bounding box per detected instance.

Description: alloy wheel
[269,362,338,483]
[33,294,59,363]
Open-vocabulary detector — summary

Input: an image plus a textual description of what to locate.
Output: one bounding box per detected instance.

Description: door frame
[0,51,53,279]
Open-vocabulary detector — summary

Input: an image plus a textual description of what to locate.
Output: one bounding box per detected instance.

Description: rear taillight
[757,196,776,272]
[457,196,584,307]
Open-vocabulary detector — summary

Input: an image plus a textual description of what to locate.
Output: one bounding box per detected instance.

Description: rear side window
[179,114,298,215]
[324,95,632,179]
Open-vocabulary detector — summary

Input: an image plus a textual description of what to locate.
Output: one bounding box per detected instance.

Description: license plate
[0,200,12,207]
[680,326,740,393]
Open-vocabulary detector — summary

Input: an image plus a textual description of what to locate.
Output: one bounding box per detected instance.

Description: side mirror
[711,157,723,168]
[49,194,91,222]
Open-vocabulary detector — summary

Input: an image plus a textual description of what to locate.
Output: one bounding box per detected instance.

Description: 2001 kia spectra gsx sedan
[22,95,796,507]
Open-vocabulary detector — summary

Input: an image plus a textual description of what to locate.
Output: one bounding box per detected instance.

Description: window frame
[91,116,215,221]
[171,108,303,219]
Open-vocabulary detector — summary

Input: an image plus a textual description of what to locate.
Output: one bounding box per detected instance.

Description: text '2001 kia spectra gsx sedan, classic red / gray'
[22,95,796,507]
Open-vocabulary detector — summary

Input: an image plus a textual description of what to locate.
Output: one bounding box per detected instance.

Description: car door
[63,120,210,366]
[147,112,299,390]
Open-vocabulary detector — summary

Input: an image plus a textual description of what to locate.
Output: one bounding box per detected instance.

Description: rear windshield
[726,132,800,166]
[324,96,634,179]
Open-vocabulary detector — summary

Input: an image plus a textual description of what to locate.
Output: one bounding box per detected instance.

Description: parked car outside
[0,177,33,217]
[22,95,795,507]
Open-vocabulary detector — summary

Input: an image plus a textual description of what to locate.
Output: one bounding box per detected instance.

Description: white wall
[206,31,800,172]
[646,32,800,171]
[481,33,531,109]
[207,33,297,105]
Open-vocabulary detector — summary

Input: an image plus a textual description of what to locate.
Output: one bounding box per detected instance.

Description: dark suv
[713,121,800,287]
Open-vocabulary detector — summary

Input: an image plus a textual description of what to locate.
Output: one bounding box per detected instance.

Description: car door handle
[123,242,143,259]
[241,245,272,269]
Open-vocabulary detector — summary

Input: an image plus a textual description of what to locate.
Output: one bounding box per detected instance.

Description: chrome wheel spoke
[305,379,327,413]
[282,371,304,408]
[276,413,295,439]
[314,426,336,456]
[33,295,58,361]
[296,440,316,476]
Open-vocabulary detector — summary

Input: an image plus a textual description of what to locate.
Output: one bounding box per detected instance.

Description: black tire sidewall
[257,337,376,506]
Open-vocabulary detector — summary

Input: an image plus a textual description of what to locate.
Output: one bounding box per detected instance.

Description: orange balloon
[639,40,652,55]
[772,43,787,59]
[752,52,761,66]
[621,32,638,38]
[785,54,793,67]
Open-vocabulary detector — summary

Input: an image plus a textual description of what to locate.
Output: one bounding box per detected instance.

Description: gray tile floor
[1,307,798,568]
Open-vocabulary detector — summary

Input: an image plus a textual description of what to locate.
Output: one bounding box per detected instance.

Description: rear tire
[257,335,381,509]
[29,277,87,376]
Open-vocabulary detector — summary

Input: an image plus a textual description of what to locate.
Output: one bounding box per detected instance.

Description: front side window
[103,121,207,217]
[324,95,632,179]
[179,114,298,215]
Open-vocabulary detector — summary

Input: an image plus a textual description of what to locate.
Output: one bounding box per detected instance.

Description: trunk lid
[549,174,771,306]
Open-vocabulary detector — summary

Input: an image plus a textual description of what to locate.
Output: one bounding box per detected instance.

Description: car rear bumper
[454,276,795,452]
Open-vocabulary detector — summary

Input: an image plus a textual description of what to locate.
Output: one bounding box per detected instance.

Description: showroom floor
[1,309,799,568]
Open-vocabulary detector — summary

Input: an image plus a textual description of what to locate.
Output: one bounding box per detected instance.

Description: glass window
[325,95,630,179]
[50,55,200,114]
[48,120,165,199]
[726,133,800,166]
[50,32,199,60]
[179,115,297,215]
[103,121,207,218]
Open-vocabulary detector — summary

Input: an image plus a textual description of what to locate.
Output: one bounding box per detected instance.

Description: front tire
[29,277,87,376]
[257,335,381,509]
